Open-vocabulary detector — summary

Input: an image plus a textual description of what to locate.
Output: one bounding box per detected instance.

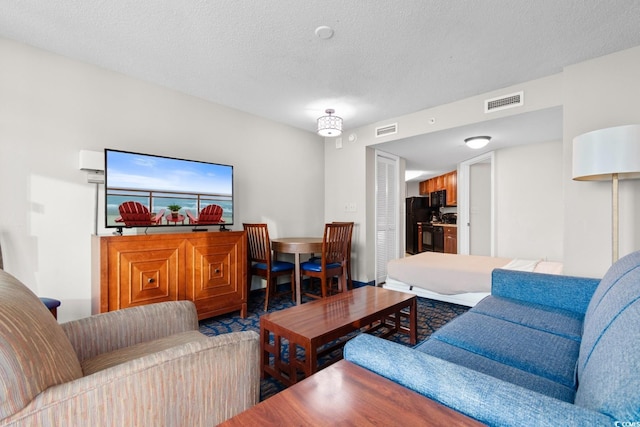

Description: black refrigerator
[406,197,430,254]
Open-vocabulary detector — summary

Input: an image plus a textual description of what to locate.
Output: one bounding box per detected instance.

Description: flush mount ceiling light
[464,136,491,149]
[317,109,343,137]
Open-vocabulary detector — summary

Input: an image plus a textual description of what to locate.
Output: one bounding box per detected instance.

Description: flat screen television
[104,149,233,231]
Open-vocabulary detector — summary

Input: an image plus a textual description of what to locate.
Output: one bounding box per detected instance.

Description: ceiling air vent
[375,123,398,137]
[484,91,524,113]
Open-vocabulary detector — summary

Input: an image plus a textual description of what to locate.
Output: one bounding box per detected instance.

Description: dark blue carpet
[199,285,468,400]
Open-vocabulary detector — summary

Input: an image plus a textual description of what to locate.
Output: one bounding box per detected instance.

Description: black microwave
[430,190,446,207]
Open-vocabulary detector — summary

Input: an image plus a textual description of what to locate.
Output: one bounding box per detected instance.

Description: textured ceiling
[2,1,640,178]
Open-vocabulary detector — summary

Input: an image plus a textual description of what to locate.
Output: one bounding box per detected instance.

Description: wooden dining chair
[243,223,295,311]
[300,222,354,299]
[308,221,354,290]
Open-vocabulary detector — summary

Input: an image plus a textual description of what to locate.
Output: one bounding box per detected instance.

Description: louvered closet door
[375,151,400,285]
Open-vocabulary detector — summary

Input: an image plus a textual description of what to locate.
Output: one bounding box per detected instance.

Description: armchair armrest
[185,209,198,224]
[3,331,260,426]
[491,269,601,316]
[61,301,199,362]
[344,335,612,426]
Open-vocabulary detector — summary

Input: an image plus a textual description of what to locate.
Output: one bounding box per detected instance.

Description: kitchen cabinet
[419,178,431,195]
[419,179,433,195]
[419,170,457,206]
[92,231,247,320]
[445,171,457,206]
[443,226,457,254]
[419,179,427,195]
[419,180,429,195]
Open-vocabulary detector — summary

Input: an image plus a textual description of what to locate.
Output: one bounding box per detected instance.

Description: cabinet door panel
[419,180,428,195]
[443,227,457,254]
[187,243,237,298]
[445,171,457,206]
[185,233,246,319]
[110,244,181,310]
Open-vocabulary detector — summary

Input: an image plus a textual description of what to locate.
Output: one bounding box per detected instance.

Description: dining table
[271,237,322,305]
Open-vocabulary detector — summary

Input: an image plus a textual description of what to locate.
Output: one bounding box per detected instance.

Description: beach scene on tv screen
[105,150,233,227]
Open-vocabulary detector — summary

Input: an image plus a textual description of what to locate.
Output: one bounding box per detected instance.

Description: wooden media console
[92,231,247,320]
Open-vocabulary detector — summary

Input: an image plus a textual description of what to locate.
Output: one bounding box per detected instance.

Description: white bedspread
[386,252,512,295]
[385,252,562,295]
[502,258,540,272]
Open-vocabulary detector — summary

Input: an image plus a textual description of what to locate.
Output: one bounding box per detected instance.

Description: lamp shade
[573,124,640,181]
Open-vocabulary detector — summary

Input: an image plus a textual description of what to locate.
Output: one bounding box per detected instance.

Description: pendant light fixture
[317,109,343,137]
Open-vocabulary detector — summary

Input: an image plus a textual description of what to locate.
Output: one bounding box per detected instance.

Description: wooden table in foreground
[271,237,322,305]
[219,359,485,427]
[260,286,417,387]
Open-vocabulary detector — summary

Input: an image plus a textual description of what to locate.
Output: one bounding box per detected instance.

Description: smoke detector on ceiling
[315,26,334,40]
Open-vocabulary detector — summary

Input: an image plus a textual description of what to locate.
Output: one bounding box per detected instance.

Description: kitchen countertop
[417,222,457,227]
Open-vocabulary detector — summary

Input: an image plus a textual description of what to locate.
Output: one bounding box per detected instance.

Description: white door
[469,162,492,255]
[459,152,495,255]
[375,151,400,285]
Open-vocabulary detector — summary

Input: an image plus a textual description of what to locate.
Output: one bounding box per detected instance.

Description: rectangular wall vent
[375,123,398,137]
[484,91,524,113]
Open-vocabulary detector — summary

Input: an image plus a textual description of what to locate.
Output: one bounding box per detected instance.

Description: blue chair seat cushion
[39,297,61,310]
[300,260,341,272]
[253,260,294,272]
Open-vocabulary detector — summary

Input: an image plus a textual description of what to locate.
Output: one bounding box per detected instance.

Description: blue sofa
[344,250,640,426]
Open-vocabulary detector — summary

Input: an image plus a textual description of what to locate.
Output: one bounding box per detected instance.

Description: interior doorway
[458,152,495,255]
[374,151,400,285]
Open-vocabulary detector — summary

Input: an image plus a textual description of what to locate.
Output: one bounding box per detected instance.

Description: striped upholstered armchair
[0,269,259,426]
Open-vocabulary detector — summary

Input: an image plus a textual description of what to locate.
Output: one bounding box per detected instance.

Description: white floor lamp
[572,124,640,263]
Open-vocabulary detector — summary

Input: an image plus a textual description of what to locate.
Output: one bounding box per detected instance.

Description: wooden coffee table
[260,286,416,386]
[220,360,484,426]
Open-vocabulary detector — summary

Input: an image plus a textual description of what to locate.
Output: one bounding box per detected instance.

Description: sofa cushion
[0,270,83,419]
[575,251,640,420]
[472,296,584,341]
[82,330,210,375]
[491,269,600,315]
[345,334,614,426]
[416,338,576,402]
[427,311,580,389]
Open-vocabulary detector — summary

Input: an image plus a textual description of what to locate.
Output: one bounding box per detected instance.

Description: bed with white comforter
[383,252,563,307]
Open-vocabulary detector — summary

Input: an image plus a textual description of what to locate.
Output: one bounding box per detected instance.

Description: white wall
[495,140,563,261]
[0,38,324,321]
[323,136,367,282]
[405,181,420,197]
[562,45,640,277]
[326,45,640,282]
[327,74,564,283]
